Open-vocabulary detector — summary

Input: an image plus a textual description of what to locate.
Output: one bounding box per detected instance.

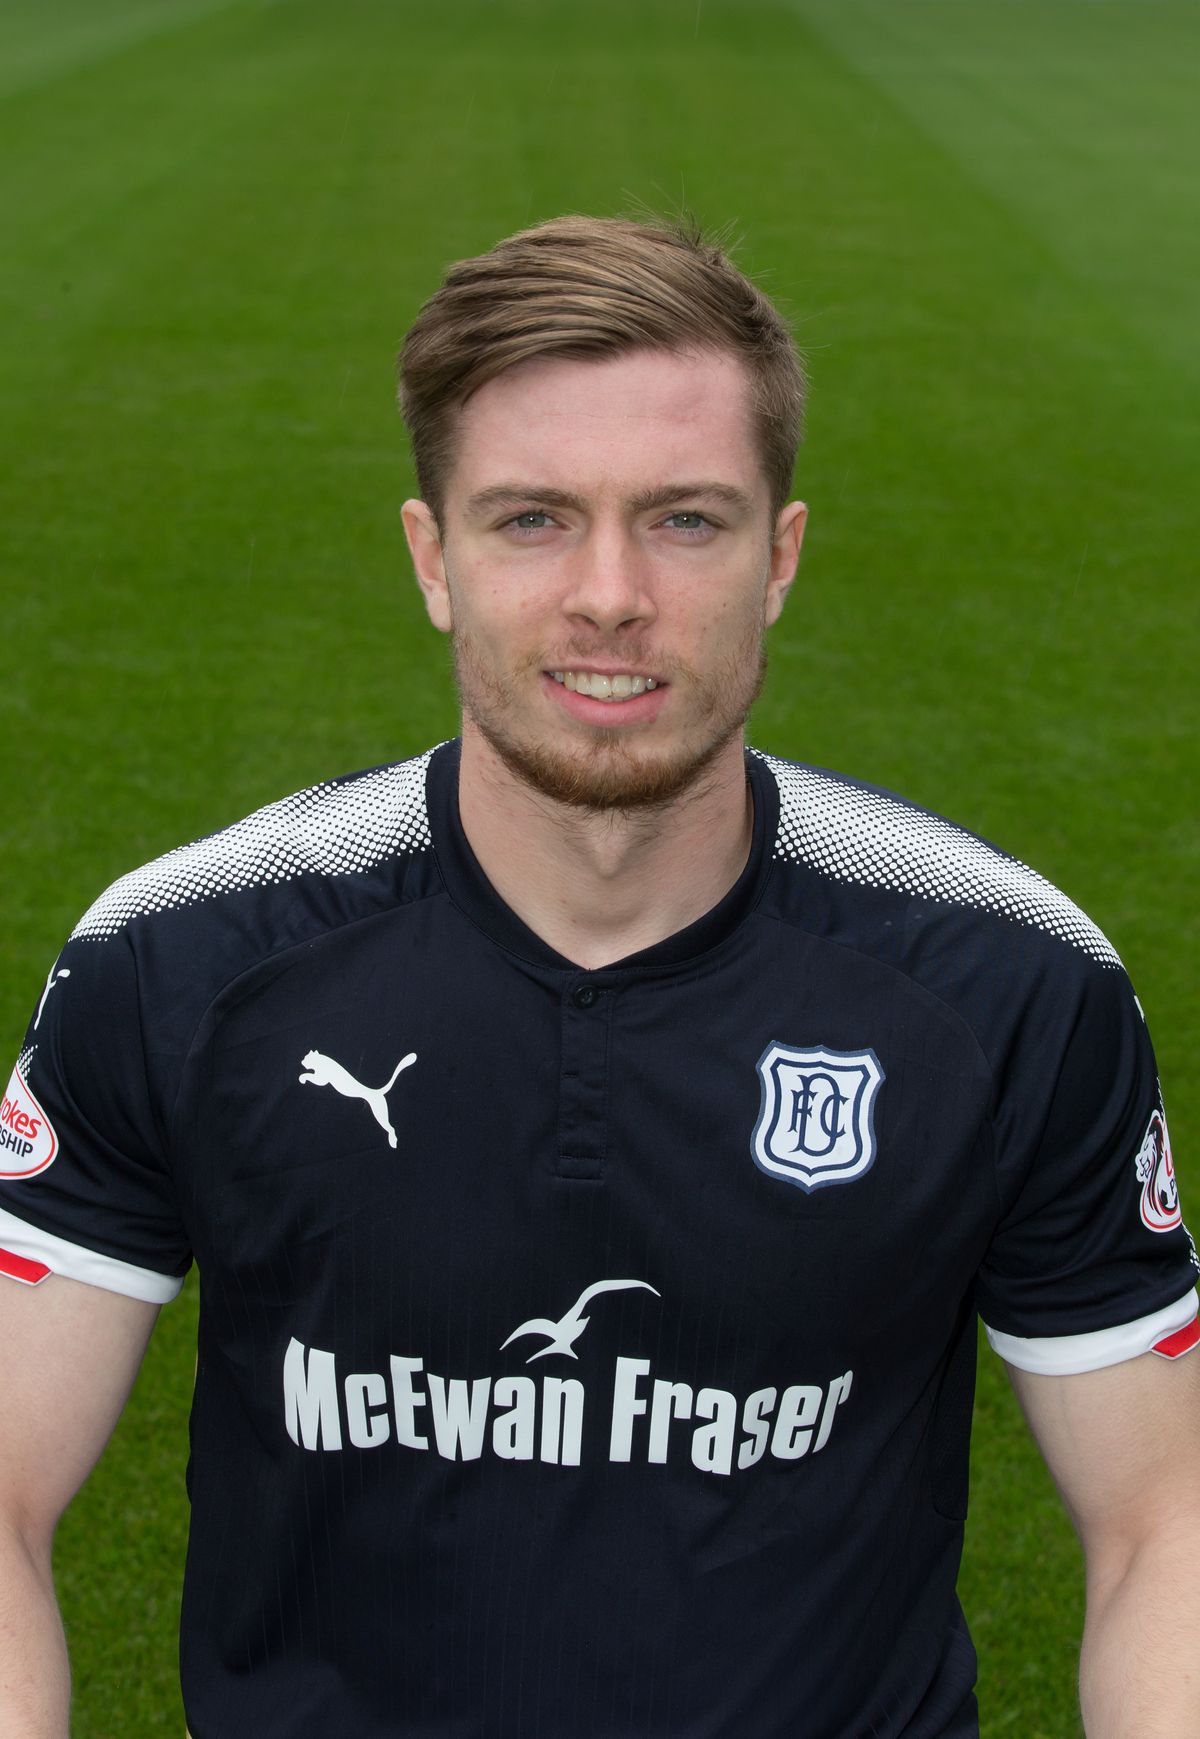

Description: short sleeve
[977,962,1198,1374]
[0,932,192,1302]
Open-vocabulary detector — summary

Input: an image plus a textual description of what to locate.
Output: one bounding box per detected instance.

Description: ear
[401,498,453,633]
[764,500,807,627]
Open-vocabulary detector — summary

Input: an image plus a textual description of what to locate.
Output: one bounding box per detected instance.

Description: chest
[177,907,996,1373]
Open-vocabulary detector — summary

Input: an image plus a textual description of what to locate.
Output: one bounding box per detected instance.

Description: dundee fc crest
[752,1043,885,1193]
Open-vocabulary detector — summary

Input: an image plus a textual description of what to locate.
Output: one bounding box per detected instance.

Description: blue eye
[664,512,711,536]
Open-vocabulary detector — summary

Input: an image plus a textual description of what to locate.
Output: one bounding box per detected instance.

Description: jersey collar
[425,739,778,974]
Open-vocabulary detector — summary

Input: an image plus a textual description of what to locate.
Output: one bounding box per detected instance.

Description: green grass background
[1,1,1196,1732]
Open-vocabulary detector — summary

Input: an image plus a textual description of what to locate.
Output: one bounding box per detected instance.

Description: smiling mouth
[550,670,660,701]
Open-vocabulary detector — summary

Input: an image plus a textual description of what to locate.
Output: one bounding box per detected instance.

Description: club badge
[752,1042,884,1193]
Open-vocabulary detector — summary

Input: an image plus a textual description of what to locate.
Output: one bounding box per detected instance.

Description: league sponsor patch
[0,1060,59,1179]
[1134,1109,1181,1234]
[751,1043,884,1193]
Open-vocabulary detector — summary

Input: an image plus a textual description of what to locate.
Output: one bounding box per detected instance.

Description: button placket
[557,979,612,1181]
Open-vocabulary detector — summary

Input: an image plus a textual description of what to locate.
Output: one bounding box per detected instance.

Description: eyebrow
[463,481,757,519]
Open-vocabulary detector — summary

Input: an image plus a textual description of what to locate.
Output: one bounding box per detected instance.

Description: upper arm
[977,954,1197,1371]
[0,1271,159,1551]
[976,950,1200,1571]
[1008,1350,1200,1579]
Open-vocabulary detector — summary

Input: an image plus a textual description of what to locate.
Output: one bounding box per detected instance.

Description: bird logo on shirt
[500,1279,660,1363]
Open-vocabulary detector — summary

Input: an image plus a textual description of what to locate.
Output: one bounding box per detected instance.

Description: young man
[0,216,1197,1739]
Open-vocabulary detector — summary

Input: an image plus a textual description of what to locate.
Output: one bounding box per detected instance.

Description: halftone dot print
[757,752,1122,968]
[71,752,436,940]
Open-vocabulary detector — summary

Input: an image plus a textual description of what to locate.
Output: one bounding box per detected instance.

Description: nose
[560,524,657,635]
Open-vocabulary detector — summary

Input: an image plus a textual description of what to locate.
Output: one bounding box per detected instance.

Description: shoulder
[70,748,440,944]
[44,746,448,1086]
[752,748,1122,974]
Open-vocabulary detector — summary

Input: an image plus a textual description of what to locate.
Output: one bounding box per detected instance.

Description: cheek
[449,572,551,663]
[687,574,768,649]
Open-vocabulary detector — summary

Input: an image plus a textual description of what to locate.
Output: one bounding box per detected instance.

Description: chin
[452,628,767,813]
[478,720,742,812]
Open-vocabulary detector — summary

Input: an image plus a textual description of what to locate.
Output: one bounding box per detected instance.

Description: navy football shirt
[2,742,1196,1738]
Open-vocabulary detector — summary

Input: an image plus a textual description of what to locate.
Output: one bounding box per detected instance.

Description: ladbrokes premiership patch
[1135,1108,1181,1234]
[0,1059,59,1179]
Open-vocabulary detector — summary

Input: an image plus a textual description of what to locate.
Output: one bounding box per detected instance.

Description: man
[0,216,1197,1739]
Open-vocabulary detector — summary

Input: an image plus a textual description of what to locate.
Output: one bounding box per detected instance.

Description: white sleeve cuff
[0,1204,184,1303]
[984,1289,1199,1374]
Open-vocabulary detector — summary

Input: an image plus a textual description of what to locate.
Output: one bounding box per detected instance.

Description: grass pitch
[1,2,1197,1734]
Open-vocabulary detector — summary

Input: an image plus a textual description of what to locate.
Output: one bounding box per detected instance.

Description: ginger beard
[447,581,770,812]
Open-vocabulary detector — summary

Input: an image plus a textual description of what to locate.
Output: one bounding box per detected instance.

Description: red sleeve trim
[1152,1317,1200,1360]
[0,1205,183,1303]
[0,1246,51,1286]
[984,1288,1199,1374]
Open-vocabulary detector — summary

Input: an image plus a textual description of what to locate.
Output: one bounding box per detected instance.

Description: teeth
[553,671,659,701]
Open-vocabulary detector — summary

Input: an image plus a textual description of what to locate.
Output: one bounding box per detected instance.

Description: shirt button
[571,984,600,1009]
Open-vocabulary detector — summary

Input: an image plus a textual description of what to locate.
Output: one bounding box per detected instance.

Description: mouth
[549,670,662,703]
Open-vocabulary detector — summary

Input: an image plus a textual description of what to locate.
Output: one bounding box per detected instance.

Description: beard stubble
[450,623,768,813]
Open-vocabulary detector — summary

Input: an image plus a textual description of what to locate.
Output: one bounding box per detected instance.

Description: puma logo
[298,1049,417,1150]
[33,965,71,1031]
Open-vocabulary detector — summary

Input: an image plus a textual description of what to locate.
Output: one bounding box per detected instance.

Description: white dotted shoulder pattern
[757,752,1121,968]
[71,752,435,940]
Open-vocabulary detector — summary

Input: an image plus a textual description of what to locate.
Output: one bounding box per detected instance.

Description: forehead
[448,348,763,505]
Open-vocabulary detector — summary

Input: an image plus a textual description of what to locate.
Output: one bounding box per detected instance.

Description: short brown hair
[397,214,806,525]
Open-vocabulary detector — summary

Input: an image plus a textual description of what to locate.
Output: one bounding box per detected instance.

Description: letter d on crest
[751,1043,884,1193]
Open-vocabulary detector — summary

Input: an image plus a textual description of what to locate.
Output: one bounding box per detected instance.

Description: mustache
[525,642,685,678]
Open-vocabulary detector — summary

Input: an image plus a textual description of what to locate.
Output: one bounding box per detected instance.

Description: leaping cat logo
[33,966,71,1031]
[298,1049,417,1150]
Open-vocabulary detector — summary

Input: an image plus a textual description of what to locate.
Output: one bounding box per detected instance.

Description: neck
[456,724,754,969]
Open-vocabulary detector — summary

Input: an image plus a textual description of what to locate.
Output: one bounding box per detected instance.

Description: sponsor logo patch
[282,1277,856,1474]
[1134,1109,1181,1234]
[0,1061,58,1179]
[752,1042,885,1192]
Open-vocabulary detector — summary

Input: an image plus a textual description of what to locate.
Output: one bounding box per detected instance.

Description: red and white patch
[0,1061,59,1179]
[1135,1109,1181,1234]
